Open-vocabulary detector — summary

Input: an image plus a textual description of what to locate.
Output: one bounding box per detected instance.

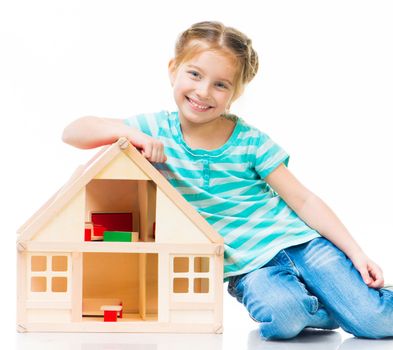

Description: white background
[1,0,392,348]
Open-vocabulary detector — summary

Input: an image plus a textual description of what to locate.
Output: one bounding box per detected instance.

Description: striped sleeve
[254,131,290,179]
[123,112,161,138]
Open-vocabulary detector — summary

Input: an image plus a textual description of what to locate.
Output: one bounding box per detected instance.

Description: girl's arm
[265,163,384,289]
[62,116,167,163]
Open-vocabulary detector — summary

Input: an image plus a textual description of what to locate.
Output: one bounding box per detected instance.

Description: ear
[168,59,177,86]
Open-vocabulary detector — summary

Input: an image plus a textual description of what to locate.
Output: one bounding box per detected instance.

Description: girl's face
[169,50,238,127]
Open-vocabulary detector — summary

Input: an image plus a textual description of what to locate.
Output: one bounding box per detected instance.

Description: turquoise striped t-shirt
[124,110,320,281]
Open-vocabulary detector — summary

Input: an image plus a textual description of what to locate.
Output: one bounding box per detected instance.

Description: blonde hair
[171,21,259,102]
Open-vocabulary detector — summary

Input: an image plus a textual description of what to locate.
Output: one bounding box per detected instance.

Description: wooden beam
[22,241,220,254]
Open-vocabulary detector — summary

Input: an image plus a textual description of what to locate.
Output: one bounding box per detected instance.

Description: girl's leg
[227,250,339,340]
[286,237,393,338]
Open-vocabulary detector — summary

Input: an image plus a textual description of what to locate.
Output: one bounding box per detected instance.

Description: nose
[195,81,210,99]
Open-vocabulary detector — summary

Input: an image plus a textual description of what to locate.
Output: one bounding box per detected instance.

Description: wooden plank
[71,252,82,322]
[157,253,169,323]
[19,142,122,241]
[213,249,224,332]
[139,253,147,320]
[17,163,87,236]
[21,321,220,333]
[82,298,122,316]
[22,241,220,254]
[16,251,27,327]
[139,181,146,242]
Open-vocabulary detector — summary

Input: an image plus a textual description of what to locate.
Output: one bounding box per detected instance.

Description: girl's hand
[128,129,167,163]
[350,252,384,289]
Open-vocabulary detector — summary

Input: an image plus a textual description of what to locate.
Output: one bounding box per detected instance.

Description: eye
[215,81,228,89]
[188,70,201,79]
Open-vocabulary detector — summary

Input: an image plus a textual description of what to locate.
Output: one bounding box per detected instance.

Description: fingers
[368,279,384,289]
[353,256,385,289]
[150,142,166,163]
[358,262,385,289]
[128,129,166,163]
[141,143,152,159]
[151,142,166,163]
[368,264,385,289]
[358,266,373,286]
[141,140,166,163]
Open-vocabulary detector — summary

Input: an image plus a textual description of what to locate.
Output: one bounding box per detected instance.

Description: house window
[172,256,211,295]
[29,254,70,296]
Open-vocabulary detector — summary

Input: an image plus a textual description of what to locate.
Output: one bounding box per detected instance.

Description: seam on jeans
[309,295,319,314]
[282,249,300,276]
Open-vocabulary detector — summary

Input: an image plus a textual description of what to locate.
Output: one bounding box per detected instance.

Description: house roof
[17,138,223,244]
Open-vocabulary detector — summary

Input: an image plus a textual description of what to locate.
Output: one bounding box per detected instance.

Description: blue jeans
[228,237,393,340]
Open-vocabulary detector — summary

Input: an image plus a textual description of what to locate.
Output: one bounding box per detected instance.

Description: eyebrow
[186,64,234,86]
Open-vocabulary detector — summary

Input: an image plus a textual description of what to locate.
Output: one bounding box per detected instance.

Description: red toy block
[92,224,105,238]
[84,228,92,241]
[103,310,117,322]
[85,222,106,241]
[101,305,123,322]
[92,213,133,232]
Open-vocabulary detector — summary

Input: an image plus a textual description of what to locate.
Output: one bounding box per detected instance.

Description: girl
[62,21,393,340]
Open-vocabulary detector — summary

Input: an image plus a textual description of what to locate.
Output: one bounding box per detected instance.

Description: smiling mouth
[186,96,213,111]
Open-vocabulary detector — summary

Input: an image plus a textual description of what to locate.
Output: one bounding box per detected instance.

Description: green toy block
[103,231,132,242]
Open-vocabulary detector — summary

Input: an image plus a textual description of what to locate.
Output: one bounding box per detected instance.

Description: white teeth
[188,98,210,110]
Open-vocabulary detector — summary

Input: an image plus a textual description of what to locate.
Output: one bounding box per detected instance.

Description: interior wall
[83,252,158,315]
[83,253,139,313]
[85,179,140,231]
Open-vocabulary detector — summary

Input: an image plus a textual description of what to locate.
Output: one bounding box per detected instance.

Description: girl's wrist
[345,243,366,260]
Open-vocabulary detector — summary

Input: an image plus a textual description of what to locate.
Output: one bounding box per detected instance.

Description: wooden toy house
[17,138,224,333]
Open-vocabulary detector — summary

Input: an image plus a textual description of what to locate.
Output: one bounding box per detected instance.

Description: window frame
[28,253,71,300]
[170,254,214,302]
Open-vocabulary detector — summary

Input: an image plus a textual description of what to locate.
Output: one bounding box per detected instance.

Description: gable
[18,139,223,244]
[94,151,149,180]
[155,188,210,243]
[33,189,85,242]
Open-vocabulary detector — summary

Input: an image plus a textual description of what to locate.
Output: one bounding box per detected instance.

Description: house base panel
[17,321,223,334]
